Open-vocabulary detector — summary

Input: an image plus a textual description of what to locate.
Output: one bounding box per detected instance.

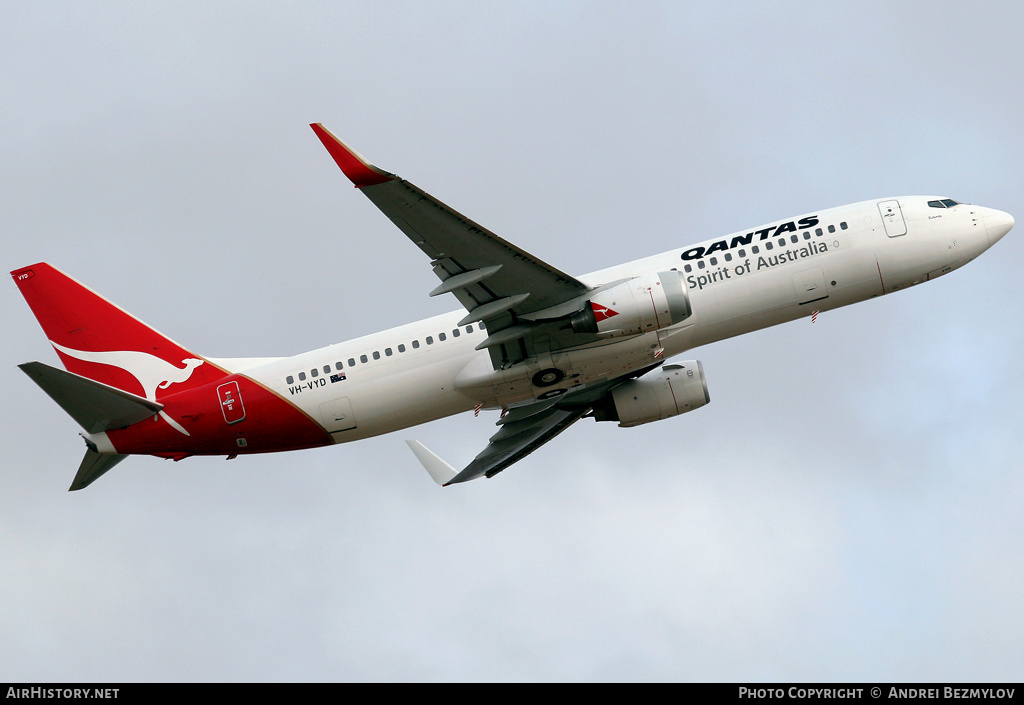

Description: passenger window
[724,252,732,262]
[816,228,823,236]
[684,264,692,272]
[697,260,706,269]
[412,340,420,349]
[323,365,330,374]
[840,222,848,230]
[790,234,798,243]
[311,368,318,377]
[479,321,486,329]
[452,328,460,337]
[828,224,836,233]
[752,245,759,254]
[426,336,433,345]
[335,362,343,370]
[286,375,294,385]
[738,249,746,257]
[765,241,773,250]
[709,257,717,266]
[299,372,306,381]
[398,344,406,353]
[385,348,393,356]
[466,325,474,333]
[360,354,368,363]
[348,358,356,367]
[804,232,811,240]
[372,351,380,360]
[439,332,446,341]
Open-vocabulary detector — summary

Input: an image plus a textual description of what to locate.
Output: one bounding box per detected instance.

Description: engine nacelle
[569,271,691,338]
[595,361,710,427]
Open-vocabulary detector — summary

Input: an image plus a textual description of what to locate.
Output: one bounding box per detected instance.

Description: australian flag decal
[330,372,346,383]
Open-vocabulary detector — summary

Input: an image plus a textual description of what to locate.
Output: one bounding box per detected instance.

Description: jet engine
[593,361,710,427]
[568,271,691,338]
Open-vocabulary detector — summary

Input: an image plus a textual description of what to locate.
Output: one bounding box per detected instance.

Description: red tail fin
[12,263,225,401]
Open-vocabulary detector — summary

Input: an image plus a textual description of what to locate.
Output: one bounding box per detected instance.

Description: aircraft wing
[450,401,589,484]
[405,367,660,485]
[408,401,590,486]
[312,124,596,367]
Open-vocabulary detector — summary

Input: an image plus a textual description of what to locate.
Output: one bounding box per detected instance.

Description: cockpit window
[928,198,961,208]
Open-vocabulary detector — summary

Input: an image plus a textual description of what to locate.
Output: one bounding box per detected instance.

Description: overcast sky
[2,1,1022,682]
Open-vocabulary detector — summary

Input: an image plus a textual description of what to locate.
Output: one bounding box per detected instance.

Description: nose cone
[984,209,1014,245]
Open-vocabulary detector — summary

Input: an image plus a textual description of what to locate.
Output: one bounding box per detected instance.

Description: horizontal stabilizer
[70,448,128,491]
[19,361,163,433]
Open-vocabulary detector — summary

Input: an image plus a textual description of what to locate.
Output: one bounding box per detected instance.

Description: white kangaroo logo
[51,341,205,436]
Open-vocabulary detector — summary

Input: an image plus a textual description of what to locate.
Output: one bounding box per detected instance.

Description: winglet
[310,124,395,188]
[405,440,458,486]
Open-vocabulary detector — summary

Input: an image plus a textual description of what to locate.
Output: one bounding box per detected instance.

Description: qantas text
[680,216,820,261]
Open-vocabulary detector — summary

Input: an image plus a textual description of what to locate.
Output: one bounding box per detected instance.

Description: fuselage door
[217,381,246,425]
[878,199,907,237]
[320,397,357,433]
[793,267,829,306]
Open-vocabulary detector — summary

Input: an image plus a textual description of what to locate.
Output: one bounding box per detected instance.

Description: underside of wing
[311,124,601,369]
[445,402,589,485]
[406,366,665,485]
[408,400,590,487]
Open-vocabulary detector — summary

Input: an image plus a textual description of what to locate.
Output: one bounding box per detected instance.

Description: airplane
[12,124,1014,491]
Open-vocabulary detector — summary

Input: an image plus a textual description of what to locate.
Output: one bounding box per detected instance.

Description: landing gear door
[878,199,907,237]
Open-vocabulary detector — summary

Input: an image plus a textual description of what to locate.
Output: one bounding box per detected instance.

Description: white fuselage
[224,197,1008,443]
